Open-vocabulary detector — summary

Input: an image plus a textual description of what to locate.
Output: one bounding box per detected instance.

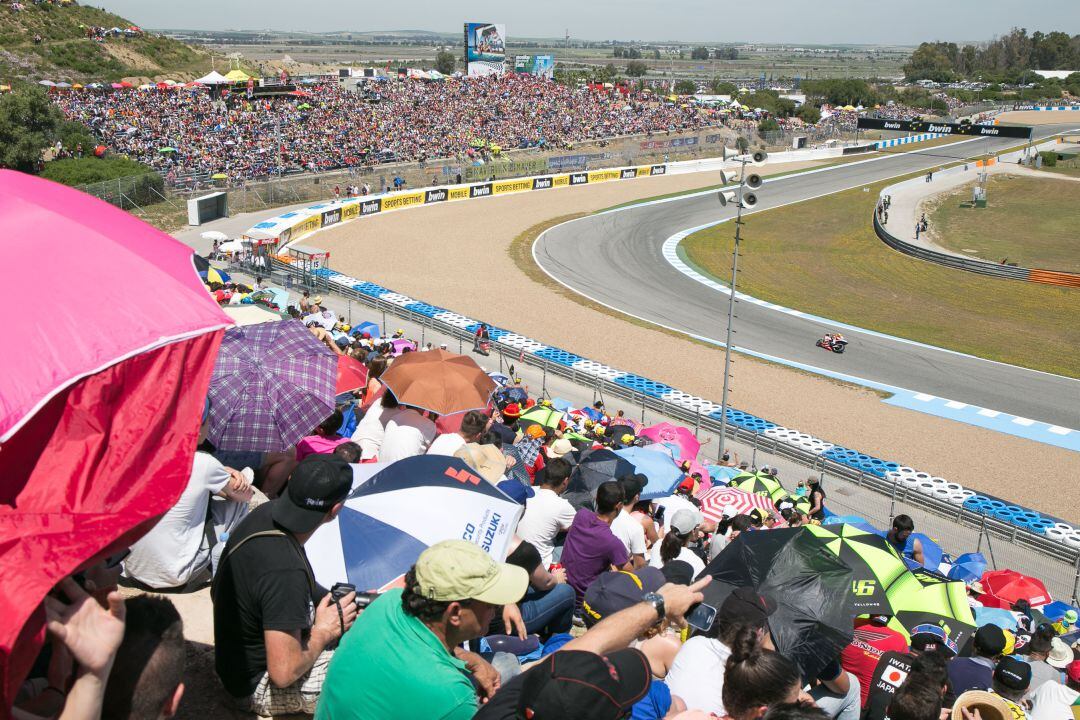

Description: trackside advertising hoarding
[857,117,1032,140]
[256,163,667,246]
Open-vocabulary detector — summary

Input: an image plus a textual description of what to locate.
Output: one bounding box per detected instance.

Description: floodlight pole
[717,156,749,461]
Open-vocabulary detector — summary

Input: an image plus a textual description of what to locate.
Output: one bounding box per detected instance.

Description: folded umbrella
[379,349,496,416]
[336,354,368,395]
[306,455,524,591]
[697,486,777,524]
[208,320,337,452]
[640,421,700,461]
[614,446,684,499]
[703,527,854,681]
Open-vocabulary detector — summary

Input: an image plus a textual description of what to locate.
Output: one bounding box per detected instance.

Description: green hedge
[41,157,164,207]
[1039,151,1058,167]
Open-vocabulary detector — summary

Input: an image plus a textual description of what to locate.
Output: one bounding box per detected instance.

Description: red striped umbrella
[698,486,777,524]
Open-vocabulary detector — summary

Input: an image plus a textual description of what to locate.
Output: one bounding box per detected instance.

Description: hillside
[0,2,209,84]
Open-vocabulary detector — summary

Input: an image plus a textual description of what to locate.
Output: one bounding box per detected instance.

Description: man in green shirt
[315,540,529,719]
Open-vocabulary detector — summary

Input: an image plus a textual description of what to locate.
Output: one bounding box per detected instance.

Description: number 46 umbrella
[306,455,523,591]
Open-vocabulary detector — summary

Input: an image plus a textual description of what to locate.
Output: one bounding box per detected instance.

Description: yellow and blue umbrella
[199,266,231,284]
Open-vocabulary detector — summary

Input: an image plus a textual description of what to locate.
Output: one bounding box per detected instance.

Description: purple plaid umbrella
[208,320,336,452]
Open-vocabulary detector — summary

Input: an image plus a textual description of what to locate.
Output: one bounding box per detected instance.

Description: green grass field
[927,174,1080,273]
[681,171,1080,378]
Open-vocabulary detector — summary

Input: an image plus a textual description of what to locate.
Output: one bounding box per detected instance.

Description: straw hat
[951,691,1012,720]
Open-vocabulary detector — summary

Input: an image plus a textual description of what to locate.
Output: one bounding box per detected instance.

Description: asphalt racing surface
[534,126,1080,429]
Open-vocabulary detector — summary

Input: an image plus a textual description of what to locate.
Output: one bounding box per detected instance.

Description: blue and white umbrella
[614,446,684,500]
[306,455,523,591]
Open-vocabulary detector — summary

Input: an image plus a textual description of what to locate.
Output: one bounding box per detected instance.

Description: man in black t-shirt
[212,455,357,716]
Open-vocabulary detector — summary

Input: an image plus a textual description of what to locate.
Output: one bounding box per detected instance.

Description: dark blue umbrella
[304,455,525,591]
[564,448,634,510]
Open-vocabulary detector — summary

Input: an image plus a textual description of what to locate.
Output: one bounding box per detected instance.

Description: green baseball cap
[415,540,528,605]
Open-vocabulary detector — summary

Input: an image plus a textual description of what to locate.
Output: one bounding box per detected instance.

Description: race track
[534,125,1080,429]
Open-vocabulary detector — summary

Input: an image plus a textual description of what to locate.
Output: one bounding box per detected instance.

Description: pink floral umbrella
[640,421,701,461]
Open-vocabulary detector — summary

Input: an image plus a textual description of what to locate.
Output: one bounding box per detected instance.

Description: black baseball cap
[582,567,665,627]
[974,624,1007,656]
[720,587,777,625]
[517,648,652,720]
[994,656,1032,692]
[661,560,695,586]
[272,454,352,534]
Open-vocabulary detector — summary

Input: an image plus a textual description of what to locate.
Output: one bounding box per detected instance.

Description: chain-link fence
[75,172,172,212]
[76,121,864,216]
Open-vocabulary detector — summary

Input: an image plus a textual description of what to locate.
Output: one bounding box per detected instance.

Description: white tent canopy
[194,71,229,85]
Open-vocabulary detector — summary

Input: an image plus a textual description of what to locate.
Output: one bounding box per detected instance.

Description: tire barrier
[252,257,1080,569]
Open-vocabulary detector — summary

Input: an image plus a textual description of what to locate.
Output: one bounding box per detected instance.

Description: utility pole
[717,156,750,461]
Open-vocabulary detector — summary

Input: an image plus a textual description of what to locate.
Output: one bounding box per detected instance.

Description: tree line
[904,28,1080,84]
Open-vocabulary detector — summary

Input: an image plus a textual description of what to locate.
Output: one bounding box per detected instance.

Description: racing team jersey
[843,622,910,707]
[864,651,914,720]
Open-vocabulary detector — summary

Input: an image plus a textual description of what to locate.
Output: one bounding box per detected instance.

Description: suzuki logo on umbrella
[446,467,482,485]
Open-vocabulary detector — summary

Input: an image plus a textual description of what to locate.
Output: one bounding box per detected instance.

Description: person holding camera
[316,540,530,720]
[212,455,356,716]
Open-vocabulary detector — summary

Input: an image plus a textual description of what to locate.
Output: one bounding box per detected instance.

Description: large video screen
[514,54,555,79]
[465,22,507,76]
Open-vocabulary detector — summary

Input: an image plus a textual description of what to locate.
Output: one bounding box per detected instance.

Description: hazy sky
[97,0,1079,45]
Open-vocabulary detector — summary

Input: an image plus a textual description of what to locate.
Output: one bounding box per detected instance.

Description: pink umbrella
[697,486,777,524]
[640,422,701,461]
[390,338,417,356]
[0,170,230,710]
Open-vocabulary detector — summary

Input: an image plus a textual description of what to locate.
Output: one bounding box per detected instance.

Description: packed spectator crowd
[51,74,718,182]
[16,271,1080,720]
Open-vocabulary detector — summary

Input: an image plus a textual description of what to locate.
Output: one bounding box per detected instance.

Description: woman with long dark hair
[722,625,805,720]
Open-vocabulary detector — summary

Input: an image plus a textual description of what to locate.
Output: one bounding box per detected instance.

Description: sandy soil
[995,110,1080,127]
[313,161,1080,521]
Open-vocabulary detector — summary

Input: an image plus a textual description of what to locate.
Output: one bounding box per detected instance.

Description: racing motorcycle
[816,333,848,354]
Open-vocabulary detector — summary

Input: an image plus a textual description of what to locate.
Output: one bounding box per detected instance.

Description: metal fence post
[1072,553,1080,607]
[542,360,548,397]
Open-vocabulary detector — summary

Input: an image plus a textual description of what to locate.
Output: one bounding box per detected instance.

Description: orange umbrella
[379,349,496,416]
[336,354,368,395]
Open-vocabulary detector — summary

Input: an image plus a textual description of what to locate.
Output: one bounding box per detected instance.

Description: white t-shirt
[649,543,706,578]
[351,401,386,460]
[1028,681,1080,720]
[666,637,731,715]
[611,509,648,558]
[516,487,577,567]
[124,452,231,588]
[426,432,467,457]
[379,408,437,464]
